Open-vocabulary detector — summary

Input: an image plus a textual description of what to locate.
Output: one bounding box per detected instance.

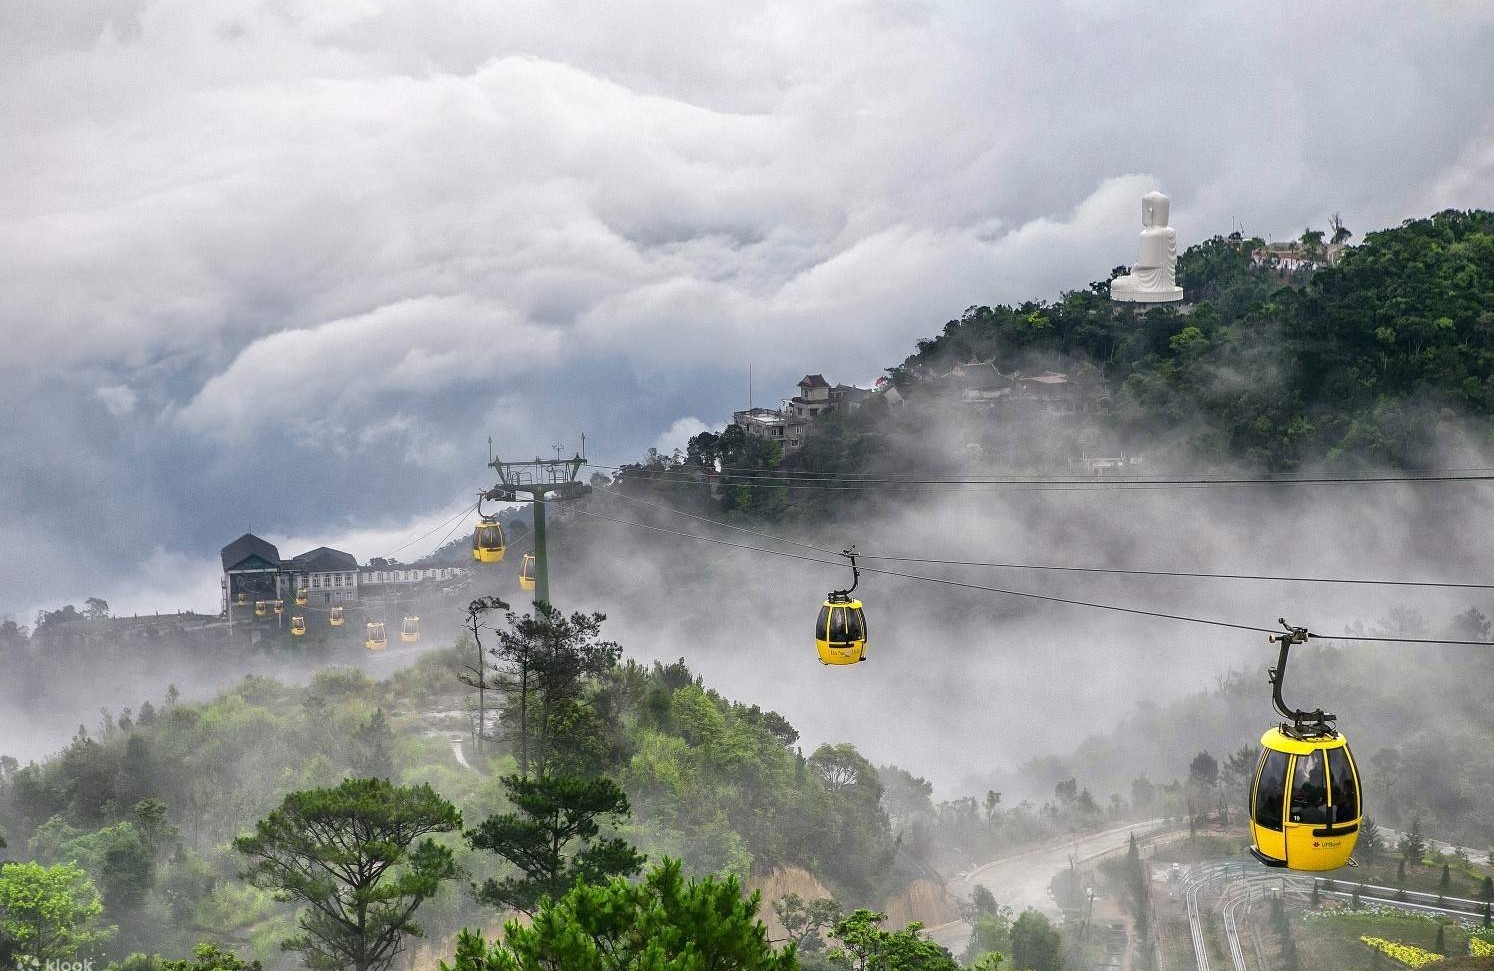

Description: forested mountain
[658,209,1494,522]
[0,638,905,966]
[0,616,1130,970]
[6,209,1492,971]
[906,210,1494,467]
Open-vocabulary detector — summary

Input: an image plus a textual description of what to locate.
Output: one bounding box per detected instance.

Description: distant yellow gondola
[254,600,269,618]
[1248,622,1362,872]
[290,616,306,636]
[295,587,308,606]
[329,605,345,627]
[365,621,387,651]
[236,592,248,606]
[273,599,285,615]
[400,616,420,643]
[519,551,536,591]
[472,516,506,563]
[816,599,869,665]
[816,548,868,665]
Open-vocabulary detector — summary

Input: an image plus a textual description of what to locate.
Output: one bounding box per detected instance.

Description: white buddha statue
[1111,190,1184,303]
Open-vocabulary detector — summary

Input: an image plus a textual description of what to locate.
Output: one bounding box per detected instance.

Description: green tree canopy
[773,894,841,955]
[442,858,794,971]
[161,943,263,971]
[1009,910,1062,971]
[467,774,644,916]
[233,778,461,971]
[825,909,958,971]
[479,603,622,778]
[0,860,114,962]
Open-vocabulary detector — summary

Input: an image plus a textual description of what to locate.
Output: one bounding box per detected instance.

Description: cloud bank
[2,0,1493,619]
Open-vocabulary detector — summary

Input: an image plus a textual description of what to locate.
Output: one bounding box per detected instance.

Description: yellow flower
[1360,936,1444,968]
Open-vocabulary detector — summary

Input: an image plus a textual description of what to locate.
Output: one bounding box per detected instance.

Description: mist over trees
[4,207,1494,970]
[625,209,1494,523]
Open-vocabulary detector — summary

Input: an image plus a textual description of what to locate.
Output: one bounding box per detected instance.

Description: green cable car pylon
[485,443,592,607]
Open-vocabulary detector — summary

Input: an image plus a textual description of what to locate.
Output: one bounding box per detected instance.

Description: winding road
[926,819,1171,952]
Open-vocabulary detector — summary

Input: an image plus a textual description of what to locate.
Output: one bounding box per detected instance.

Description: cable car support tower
[485,443,592,606]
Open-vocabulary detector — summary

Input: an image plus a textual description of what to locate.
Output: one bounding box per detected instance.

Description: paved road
[449,733,473,771]
[926,819,1169,952]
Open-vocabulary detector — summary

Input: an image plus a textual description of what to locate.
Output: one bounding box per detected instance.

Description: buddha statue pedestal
[1111,190,1184,303]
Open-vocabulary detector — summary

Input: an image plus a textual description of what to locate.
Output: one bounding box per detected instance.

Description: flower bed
[1360,936,1444,967]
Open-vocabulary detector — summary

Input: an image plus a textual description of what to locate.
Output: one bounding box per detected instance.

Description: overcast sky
[3,0,1493,621]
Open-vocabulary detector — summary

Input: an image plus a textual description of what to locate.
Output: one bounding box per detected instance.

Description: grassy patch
[1296,910,1466,970]
[1150,833,1251,864]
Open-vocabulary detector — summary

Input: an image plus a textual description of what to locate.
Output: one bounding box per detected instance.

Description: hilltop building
[734,407,806,449]
[1251,240,1346,273]
[884,358,1087,417]
[219,533,468,614]
[291,547,361,605]
[733,373,871,450]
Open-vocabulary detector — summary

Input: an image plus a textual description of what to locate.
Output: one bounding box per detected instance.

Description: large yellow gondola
[365,621,387,651]
[815,548,868,665]
[254,600,269,618]
[400,616,420,643]
[1248,622,1362,872]
[473,516,506,563]
[290,616,306,636]
[329,605,345,627]
[518,551,536,591]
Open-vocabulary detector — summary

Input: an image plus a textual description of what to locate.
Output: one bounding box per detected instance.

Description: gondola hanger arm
[1267,618,1335,731]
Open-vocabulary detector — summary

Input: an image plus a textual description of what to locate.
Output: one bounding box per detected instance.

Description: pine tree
[234,779,462,971]
[466,774,645,915]
[443,860,797,971]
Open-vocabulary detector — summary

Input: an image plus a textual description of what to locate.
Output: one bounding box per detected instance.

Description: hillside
[900,209,1494,469]
[634,209,1494,524]
[1,636,1047,968]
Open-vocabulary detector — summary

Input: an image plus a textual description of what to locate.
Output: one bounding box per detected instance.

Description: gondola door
[1250,745,1289,865]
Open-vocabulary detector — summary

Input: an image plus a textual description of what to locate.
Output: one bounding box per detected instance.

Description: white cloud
[175,294,564,442]
[2,0,1493,619]
[653,417,723,458]
[94,384,138,415]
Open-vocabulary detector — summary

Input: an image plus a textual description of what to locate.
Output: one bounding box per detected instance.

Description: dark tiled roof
[221,533,282,573]
[798,373,830,389]
[292,547,360,573]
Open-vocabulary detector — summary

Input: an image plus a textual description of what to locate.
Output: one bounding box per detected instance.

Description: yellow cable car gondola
[236,592,248,607]
[254,600,269,617]
[519,551,536,591]
[400,615,420,643]
[290,616,306,636]
[295,587,308,606]
[472,516,507,563]
[330,605,345,627]
[273,599,285,616]
[1249,621,1362,872]
[365,621,387,651]
[816,548,868,665]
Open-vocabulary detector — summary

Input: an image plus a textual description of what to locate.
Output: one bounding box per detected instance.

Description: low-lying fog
[5,423,1490,804]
